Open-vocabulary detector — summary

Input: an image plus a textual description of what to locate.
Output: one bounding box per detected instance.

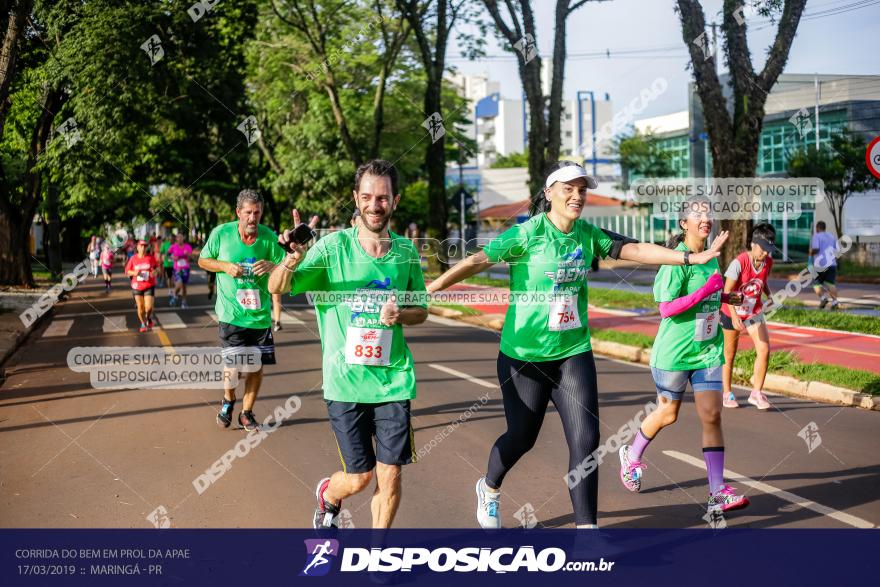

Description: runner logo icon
[300,539,340,577]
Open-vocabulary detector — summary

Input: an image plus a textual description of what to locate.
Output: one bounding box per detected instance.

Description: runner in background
[87,235,100,278]
[160,234,174,298]
[100,242,114,292]
[619,196,749,517]
[721,223,776,409]
[124,236,136,261]
[199,189,287,431]
[168,233,193,308]
[154,235,166,288]
[125,239,159,332]
[810,221,840,309]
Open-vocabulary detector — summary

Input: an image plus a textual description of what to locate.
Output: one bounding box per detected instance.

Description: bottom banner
[1,528,874,586]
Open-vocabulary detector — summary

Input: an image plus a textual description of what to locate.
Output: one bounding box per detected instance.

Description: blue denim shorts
[650,365,722,401]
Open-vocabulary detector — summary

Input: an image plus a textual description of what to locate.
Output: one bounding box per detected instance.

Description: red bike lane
[440,283,880,374]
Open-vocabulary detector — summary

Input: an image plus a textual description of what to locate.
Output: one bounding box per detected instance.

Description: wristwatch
[683,251,691,266]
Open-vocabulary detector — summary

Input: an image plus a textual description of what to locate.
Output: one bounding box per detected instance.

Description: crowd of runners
[86,158,821,530]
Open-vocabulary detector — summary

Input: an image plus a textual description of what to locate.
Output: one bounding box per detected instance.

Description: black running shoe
[217,399,235,428]
[238,410,260,431]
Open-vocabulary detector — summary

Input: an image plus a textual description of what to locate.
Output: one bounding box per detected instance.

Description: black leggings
[486,350,600,525]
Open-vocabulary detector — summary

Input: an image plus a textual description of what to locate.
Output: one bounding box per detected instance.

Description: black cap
[753,237,776,254]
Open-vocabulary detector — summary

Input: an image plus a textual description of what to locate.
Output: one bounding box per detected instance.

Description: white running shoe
[475,477,501,529]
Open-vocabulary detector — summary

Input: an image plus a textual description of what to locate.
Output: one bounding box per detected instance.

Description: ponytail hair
[665,230,686,249]
[665,195,712,249]
[529,160,584,217]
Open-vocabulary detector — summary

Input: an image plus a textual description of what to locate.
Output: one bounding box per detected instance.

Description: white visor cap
[545,165,598,189]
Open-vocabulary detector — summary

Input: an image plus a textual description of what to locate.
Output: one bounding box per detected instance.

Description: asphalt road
[0,271,877,530]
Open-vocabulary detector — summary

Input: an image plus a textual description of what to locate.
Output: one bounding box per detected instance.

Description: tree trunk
[546,0,568,166]
[0,87,63,286]
[397,1,451,251]
[0,0,32,139]
[370,65,388,159]
[323,71,362,167]
[709,105,766,263]
[523,68,546,196]
[45,182,62,280]
[0,206,35,286]
[423,80,447,243]
[265,190,281,233]
[676,0,807,266]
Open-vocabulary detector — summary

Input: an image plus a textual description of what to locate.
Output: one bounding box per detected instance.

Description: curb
[780,273,880,285]
[427,306,878,411]
[0,307,52,384]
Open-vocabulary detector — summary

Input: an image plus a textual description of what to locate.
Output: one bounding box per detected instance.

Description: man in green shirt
[199,189,287,431]
[159,236,174,298]
[269,159,427,529]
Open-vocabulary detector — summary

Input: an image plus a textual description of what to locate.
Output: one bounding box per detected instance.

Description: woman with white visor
[429,161,728,528]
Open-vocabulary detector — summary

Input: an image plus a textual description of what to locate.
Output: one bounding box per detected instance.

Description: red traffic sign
[867,135,880,180]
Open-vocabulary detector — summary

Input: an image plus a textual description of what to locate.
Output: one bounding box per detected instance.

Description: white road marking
[56,303,313,317]
[426,314,497,332]
[770,329,811,338]
[154,312,186,329]
[280,311,304,325]
[43,319,73,337]
[663,450,875,529]
[102,316,127,333]
[428,363,497,389]
[766,320,880,340]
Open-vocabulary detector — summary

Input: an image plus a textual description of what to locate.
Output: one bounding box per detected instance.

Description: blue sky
[449,0,879,118]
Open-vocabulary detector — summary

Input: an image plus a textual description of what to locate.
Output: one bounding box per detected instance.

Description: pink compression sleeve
[658,273,724,318]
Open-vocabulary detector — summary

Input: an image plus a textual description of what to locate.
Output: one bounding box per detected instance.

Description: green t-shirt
[200,222,287,329]
[650,242,724,371]
[160,240,173,268]
[290,227,427,404]
[483,214,613,362]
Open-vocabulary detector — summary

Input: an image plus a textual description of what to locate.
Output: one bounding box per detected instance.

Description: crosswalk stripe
[43,319,73,337]
[154,312,186,329]
[102,316,127,333]
[280,311,304,325]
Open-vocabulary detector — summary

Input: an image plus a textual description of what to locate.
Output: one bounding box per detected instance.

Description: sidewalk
[0,292,50,379]
[484,262,880,311]
[442,283,880,375]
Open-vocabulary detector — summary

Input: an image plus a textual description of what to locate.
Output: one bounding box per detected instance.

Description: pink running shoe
[708,484,750,514]
[748,391,771,410]
[722,391,739,408]
[619,445,646,492]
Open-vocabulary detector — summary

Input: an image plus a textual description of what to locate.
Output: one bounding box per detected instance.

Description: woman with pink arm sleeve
[618,196,749,519]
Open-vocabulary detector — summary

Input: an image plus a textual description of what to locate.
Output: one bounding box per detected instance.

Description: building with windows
[631,73,880,259]
[448,73,616,171]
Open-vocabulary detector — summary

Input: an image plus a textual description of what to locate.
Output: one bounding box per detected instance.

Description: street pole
[459,153,466,260]
[814,73,820,149]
